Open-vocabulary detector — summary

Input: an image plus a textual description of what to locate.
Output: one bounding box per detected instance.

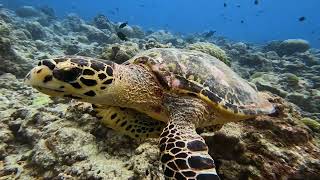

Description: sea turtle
[25,48,274,180]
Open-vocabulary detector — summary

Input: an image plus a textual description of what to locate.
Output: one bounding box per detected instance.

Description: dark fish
[241,20,244,23]
[204,30,216,38]
[119,22,128,28]
[115,7,119,12]
[146,30,154,35]
[254,0,259,5]
[108,10,115,15]
[71,2,77,10]
[224,3,227,7]
[298,16,306,21]
[237,4,241,8]
[139,4,145,7]
[117,32,128,41]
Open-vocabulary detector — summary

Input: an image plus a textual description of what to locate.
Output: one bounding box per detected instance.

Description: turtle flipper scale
[92,105,165,141]
[159,118,220,180]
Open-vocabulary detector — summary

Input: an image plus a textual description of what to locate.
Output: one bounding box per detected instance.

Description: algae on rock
[301,118,320,134]
[251,73,288,98]
[263,39,310,56]
[187,42,230,65]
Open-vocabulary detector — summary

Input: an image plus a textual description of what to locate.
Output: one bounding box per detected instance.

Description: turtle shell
[126,48,274,116]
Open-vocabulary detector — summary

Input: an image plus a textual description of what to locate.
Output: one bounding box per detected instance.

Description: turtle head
[25,56,117,104]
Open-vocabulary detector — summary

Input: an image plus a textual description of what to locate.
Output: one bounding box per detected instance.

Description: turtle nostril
[36,69,42,74]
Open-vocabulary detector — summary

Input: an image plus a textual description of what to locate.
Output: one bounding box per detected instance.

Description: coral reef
[263,39,310,56]
[100,42,140,63]
[143,38,172,49]
[25,21,47,40]
[187,42,230,65]
[92,14,113,30]
[204,95,320,179]
[116,23,145,39]
[147,30,175,43]
[226,39,320,117]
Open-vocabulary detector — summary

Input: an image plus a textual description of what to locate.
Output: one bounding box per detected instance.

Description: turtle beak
[24,65,51,87]
[24,65,66,97]
[24,72,32,85]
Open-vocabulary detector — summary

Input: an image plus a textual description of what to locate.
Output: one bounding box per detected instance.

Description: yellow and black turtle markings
[40,60,56,70]
[91,105,165,140]
[33,56,115,100]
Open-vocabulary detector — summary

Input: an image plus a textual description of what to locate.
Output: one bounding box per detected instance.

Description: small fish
[146,30,154,35]
[204,30,216,38]
[119,22,128,28]
[164,23,169,29]
[237,4,241,8]
[139,4,145,7]
[241,20,244,23]
[298,16,306,22]
[258,10,264,13]
[117,32,128,41]
[254,0,259,5]
[108,10,115,15]
[224,3,227,7]
[71,2,77,10]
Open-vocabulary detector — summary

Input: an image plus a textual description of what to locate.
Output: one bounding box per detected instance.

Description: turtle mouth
[33,86,65,96]
[38,86,64,92]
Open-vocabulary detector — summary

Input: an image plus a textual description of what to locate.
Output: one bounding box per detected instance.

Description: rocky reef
[0,5,320,180]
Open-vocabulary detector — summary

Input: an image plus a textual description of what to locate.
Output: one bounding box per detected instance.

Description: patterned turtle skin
[25,48,274,180]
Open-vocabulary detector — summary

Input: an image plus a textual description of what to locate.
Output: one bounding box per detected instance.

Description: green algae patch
[284,73,300,86]
[301,118,320,133]
[31,94,52,107]
[250,72,264,79]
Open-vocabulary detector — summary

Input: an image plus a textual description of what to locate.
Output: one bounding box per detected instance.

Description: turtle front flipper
[159,122,220,179]
[160,97,220,180]
[92,105,165,141]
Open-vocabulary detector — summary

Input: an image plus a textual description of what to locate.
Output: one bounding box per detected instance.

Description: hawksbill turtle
[25,48,274,180]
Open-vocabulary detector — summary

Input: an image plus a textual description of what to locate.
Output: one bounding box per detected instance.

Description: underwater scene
[0,0,320,179]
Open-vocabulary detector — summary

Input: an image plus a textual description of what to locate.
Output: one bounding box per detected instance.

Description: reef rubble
[0,6,320,180]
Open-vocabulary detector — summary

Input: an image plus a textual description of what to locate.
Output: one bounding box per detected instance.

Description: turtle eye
[53,67,82,82]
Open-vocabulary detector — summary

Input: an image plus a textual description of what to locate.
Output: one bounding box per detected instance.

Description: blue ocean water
[3,0,320,47]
